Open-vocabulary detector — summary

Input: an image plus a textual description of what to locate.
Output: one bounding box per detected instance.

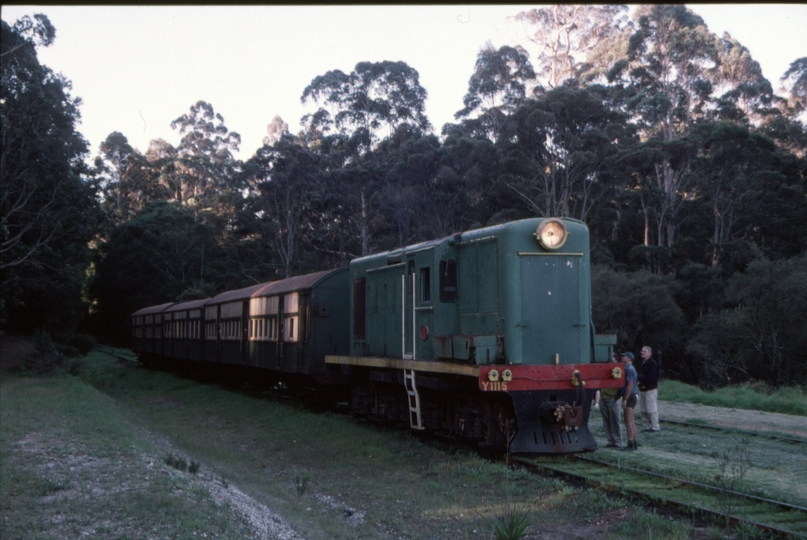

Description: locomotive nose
[507,389,598,454]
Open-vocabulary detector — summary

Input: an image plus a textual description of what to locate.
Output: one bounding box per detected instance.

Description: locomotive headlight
[535,218,568,250]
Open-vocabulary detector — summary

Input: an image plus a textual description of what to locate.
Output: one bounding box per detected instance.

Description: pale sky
[2,5,806,161]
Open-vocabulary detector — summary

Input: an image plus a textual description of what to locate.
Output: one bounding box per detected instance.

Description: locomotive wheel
[482,398,512,451]
[350,382,372,417]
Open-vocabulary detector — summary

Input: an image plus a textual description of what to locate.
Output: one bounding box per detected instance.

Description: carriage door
[241,300,250,364]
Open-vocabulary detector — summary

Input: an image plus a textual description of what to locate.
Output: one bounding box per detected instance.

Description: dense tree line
[2,6,806,387]
[1,15,102,333]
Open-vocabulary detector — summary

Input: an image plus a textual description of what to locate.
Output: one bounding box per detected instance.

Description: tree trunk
[360,187,370,256]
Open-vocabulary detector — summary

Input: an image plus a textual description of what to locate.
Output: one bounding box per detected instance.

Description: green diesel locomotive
[132,217,622,454]
[328,217,621,453]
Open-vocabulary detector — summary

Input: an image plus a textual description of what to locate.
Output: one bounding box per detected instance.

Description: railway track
[115,349,807,536]
[96,346,139,363]
[509,454,807,538]
[661,418,807,445]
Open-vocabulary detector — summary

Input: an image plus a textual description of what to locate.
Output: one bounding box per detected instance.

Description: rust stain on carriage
[207,283,265,305]
[132,301,175,317]
[200,269,340,307]
[134,270,344,319]
[163,298,207,315]
[251,269,337,298]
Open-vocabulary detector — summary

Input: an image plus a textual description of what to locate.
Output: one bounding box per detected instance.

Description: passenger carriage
[203,283,266,365]
[131,301,173,362]
[247,268,350,383]
[163,298,206,361]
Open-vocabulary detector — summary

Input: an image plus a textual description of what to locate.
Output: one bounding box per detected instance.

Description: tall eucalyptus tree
[301,60,431,255]
[781,58,807,121]
[451,43,535,141]
[710,33,775,126]
[94,132,158,228]
[498,84,633,223]
[514,4,630,89]
[1,14,101,331]
[689,122,776,266]
[608,5,721,251]
[244,134,322,279]
[168,100,242,208]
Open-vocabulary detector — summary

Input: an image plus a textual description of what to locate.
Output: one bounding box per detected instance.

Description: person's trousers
[639,389,660,430]
[599,398,623,445]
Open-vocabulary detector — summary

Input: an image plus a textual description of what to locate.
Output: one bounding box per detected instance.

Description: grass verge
[0,373,255,539]
[660,380,807,417]
[1,342,713,539]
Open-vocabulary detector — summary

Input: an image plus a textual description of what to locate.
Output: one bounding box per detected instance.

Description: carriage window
[407,260,415,294]
[420,267,431,302]
[251,317,278,341]
[284,292,299,314]
[353,277,366,340]
[440,259,458,302]
[269,318,278,341]
[283,316,298,342]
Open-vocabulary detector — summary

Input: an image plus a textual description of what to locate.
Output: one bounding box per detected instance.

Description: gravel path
[659,401,807,439]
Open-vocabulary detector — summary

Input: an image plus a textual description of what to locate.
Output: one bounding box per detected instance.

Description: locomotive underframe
[343,364,599,454]
[348,367,512,450]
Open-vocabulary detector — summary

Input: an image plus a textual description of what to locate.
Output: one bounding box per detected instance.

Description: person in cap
[598,352,624,448]
[637,345,661,432]
[620,352,639,451]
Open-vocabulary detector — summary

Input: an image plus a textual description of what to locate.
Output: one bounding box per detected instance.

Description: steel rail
[507,456,807,539]
[660,418,807,445]
[96,346,138,363]
[574,454,807,513]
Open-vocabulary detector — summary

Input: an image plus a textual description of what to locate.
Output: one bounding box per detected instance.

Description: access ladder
[403,369,424,430]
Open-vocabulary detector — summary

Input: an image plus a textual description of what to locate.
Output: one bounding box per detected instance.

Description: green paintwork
[350,218,602,366]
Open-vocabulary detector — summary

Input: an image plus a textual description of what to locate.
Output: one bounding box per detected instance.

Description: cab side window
[420,267,431,302]
[439,259,457,302]
[353,277,366,340]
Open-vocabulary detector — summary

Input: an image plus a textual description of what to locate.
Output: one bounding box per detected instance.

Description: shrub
[53,332,96,356]
[55,344,81,357]
[165,454,188,472]
[293,471,311,497]
[688,254,807,387]
[489,499,532,540]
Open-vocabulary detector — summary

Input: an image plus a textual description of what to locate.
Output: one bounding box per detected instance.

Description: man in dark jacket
[637,346,660,432]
